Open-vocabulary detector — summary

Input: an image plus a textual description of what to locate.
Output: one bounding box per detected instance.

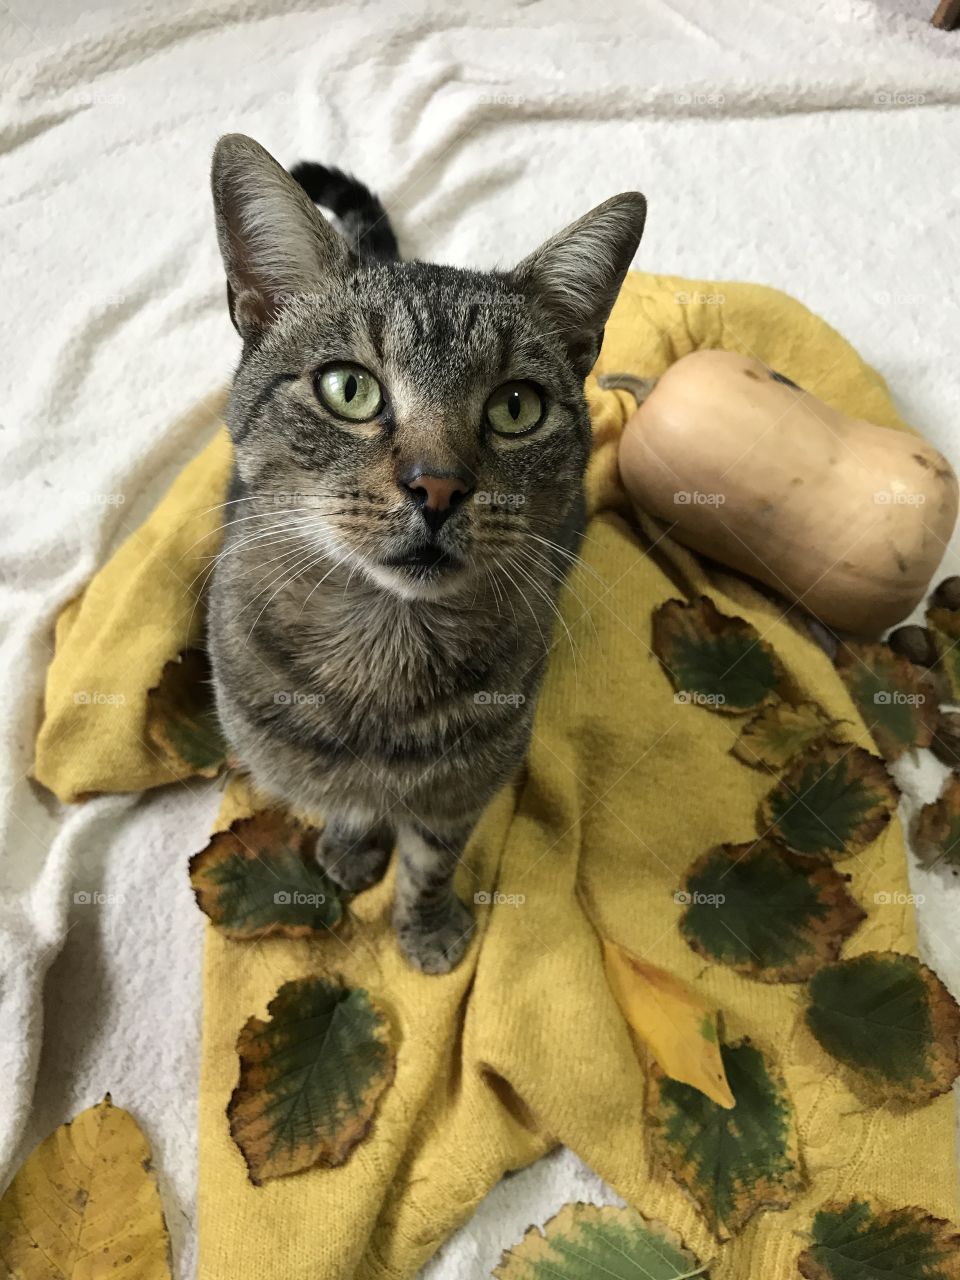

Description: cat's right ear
[211,133,355,341]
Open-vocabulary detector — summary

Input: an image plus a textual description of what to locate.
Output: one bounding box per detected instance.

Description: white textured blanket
[3,0,959,1274]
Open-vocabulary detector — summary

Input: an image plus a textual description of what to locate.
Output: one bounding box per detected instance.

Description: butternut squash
[616,350,958,635]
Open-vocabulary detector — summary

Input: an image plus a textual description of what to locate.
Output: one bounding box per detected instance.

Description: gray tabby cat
[207,133,646,973]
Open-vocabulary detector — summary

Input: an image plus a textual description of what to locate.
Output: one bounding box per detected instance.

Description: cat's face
[213,135,646,601]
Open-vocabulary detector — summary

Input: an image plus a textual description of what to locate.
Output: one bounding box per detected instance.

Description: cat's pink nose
[399,466,474,532]
[407,473,470,512]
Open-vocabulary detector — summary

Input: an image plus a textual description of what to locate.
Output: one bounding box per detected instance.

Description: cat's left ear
[512,193,647,377]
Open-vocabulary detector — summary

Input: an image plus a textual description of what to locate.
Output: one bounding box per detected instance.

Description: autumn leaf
[679,842,864,983]
[834,642,938,760]
[652,596,783,714]
[493,1203,709,1279]
[646,1037,804,1240]
[603,940,734,1108]
[926,606,960,702]
[146,648,227,777]
[929,713,960,770]
[913,775,960,874]
[0,1096,171,1279]
[806,952,960,1106]
[760,743,898,858]
[228,976,395,1184]
[732,701,838,770]
[190,810,341,939]
[798,1198,960,1280]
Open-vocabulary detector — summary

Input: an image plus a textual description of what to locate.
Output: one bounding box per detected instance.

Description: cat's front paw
[317,832,391,894]
[395,897,475,974]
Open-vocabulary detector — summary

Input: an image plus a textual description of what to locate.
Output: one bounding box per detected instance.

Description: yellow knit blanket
[34,273,959,1279]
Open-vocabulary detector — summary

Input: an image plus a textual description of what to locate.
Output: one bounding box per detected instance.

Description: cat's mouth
[368,541,468,598]
[381,544,462,575]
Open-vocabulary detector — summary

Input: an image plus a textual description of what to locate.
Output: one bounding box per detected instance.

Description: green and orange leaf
[646,1037,804,1240]
[806,952,960,1107]
[731,702,839,770]
[913,774,960,875]
[228,976,395,1185]
[760,744,898,859]
[146,648,227,777]
[190,810,341,939]
[494,1203,709,1279]
[603,941,734,1108]
[798,1198,960,1280]
[926,606,960,702]
[679,842,864,983]
[652,596,783,715]
[834,642,938,761]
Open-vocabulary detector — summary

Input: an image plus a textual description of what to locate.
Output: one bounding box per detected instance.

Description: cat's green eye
[316,363,384,422]
[485,381,545,437]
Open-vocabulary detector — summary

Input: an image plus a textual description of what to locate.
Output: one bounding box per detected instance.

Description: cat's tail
[290,161,399,262]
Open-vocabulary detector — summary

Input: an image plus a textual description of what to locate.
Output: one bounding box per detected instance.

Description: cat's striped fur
[207,134,645,972]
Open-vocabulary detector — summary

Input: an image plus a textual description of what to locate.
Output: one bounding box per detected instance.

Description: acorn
[931,575,960,612]
[887,624,939,668]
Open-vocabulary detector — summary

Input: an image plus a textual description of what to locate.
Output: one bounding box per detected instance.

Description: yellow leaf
[0,1095,171,1279]
[603,940,736,1109]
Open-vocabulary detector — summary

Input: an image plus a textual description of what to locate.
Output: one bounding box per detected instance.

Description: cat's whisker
[509,543,602,654]
[493,556,548,657]
[501,548,582,678]
[521,530,606,586]
[240,543,338,644]
[297,548,353,617]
